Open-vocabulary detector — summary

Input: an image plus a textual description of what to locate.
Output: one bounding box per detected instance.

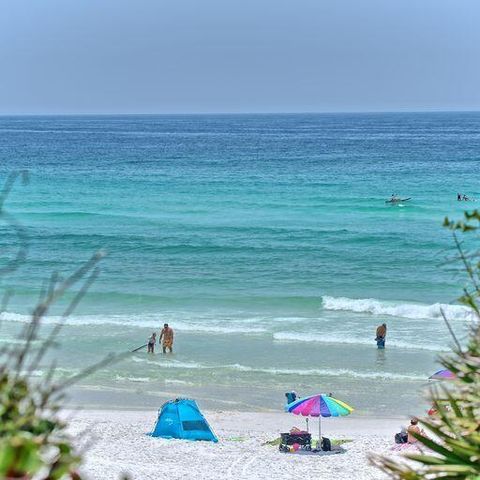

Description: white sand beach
[68,410,409,480]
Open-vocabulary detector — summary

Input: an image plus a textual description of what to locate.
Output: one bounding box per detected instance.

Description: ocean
[0,113,479,415]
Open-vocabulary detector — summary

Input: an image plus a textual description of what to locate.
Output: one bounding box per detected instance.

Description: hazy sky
[0,0,478,114]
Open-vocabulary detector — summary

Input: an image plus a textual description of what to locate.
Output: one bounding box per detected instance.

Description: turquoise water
[0,113,479,414]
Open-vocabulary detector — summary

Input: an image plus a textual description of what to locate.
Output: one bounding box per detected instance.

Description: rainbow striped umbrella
[429,369,455,380]
[286,394,353,443]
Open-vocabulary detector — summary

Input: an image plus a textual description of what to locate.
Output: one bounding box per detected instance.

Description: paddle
[131,343,148,353]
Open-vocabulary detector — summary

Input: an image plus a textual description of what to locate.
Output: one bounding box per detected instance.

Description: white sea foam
[0,312,266,335]
[131,357,211,370]
[131,358,424,381]
[164,379,195,386]
[321,296,474,321]
[115,375,150,383]
[273,331,449,352]
[173,323,266,334]
[0,337,42,346]
[223,364,424,381]
[18,367,77,378]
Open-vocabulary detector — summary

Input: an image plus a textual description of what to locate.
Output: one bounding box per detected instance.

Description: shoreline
[64,382,431,419]
[66,401,411,420]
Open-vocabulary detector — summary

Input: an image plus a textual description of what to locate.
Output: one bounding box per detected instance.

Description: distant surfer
[147,332,156,354]
[159,323,174,354]
[457,193,462,201]
[375,323,387,349]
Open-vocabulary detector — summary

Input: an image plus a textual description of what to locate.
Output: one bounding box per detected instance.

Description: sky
[0,0,479,114]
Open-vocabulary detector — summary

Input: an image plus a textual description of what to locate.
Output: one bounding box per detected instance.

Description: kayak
[385,197,411,204]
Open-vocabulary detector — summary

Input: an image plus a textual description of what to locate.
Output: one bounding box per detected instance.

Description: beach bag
[321,437,331,451]
[395,432,408,444]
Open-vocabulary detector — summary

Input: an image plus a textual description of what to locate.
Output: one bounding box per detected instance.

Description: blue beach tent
[150,398,218,442]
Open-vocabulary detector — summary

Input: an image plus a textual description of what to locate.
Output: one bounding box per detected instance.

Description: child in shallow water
[147,332,156,353]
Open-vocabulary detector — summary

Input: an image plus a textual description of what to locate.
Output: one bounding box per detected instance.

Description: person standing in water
[147,332,156,353]
[159,323,174,354]
[375,323,387,349]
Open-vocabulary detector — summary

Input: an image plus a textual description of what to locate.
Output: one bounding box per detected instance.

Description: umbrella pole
[318,416,322,449]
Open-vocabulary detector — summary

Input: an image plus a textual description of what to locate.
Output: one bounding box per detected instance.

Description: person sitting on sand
[147,332,156,354]
[375,323,387,349]
[159,323,174,354]
[407,417,424,444]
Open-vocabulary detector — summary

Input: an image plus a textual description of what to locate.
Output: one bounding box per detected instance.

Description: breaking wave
[321,296,474,321]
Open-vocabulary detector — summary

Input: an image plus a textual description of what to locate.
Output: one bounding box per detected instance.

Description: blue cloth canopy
[150,398,218,442]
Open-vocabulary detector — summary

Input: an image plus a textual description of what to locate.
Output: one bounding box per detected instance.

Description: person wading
[147,332,156,353]
[375,323,387,349]
[159,323,174,354]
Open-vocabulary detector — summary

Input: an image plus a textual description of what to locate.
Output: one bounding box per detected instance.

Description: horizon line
[1,109,480,117]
